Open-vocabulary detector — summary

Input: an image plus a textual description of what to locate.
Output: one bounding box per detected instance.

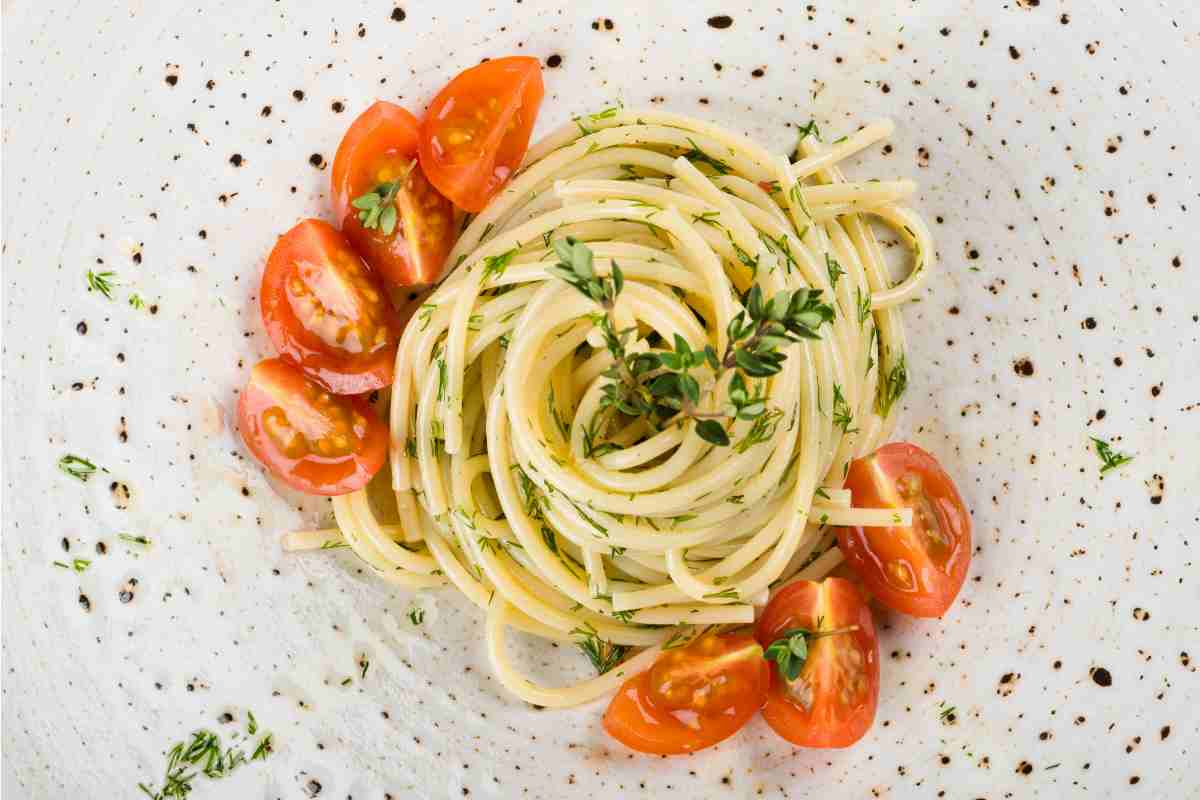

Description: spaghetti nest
[309,109,932,705]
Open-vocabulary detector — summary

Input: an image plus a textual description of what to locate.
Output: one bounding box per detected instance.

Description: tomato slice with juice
[838,442,972,618]
[237,358,387,496]
[603,632,768,755]
[755,578,880,749]
[331,101,455,287]
[260,219,401,395]
[418,56,544,213]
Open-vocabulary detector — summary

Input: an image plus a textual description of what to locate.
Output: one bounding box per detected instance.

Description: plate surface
[3,1,1198,798]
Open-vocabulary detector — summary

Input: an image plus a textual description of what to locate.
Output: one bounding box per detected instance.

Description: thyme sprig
[549,238,833,449]
[350,160,416,235]
[764,623,859,681]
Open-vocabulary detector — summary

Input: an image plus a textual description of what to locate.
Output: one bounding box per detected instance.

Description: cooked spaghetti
[283,108,932,707]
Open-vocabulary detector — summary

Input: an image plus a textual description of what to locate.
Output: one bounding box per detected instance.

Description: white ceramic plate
[4,2,1198,797]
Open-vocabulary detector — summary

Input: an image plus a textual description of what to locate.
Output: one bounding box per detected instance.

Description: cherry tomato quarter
[755,578,880,749]
[260,218,401,394]
[237,358,387,496]
[331,101,454,287]
[418,56,544,213]
[838,442,972,618]
[603,632,768,755]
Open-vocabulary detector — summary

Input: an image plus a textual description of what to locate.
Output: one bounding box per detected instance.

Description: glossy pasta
[284,109,932,707]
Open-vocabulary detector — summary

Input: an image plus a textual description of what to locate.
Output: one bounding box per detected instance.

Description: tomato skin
[755,578,880,749]
[418,56,544,213]
[237,358,387,496]
[331,101,454,287]
[260,219,401,395]
[603,633,768,755]
[838,442,972,618]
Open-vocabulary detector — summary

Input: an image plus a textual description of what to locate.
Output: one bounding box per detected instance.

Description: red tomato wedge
[418,56,544,213]
[331,101,455,287]
[838,442,972,618]
[755,578,880,749]
[237,358,387,496]
[261,219,401,394]
[603,632,768,755]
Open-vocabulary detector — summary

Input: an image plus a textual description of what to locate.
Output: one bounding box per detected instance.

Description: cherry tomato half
[755,578,880,749]
[260,219,401,394]
[603,632,768,755]
[331,101,455,287]
[418,56,544,213]
[237,358,387,496]
[838,442,972,618]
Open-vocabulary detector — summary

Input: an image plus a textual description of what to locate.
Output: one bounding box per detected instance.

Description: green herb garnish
[681,137,731,174]
[825,253,845,288]
[876,354,908,418]
[796,119,821,144]
[137,726,273,799]
[58,454,97,482]
[250,734,273,762]
[759,231,797,273]
[87,270,118,299]
[350,161,415,235]
[855,286,872,327]
[1091,437,1134,474]
[481,247,517,283]
[763,624,858,682]
[787,180,813,219]
[733,407,784,453]
[549,238,832,451]
[417,303,437,331]
[832,383,857,434]
[435,357,448,401]
[571,623,628,675]
[581,412,623,459]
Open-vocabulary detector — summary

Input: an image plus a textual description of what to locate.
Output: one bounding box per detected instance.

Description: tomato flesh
[755,578,880,749]
[237,358,387,496]
[261,219,401,394]
[603,633,768,755]
[838,442,972,617]
[419,56,544,213]
[331,101,455,287]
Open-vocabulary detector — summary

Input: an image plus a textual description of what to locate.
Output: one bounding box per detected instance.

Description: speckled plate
[4,1,1198,798]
